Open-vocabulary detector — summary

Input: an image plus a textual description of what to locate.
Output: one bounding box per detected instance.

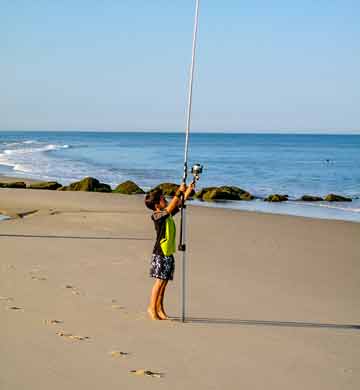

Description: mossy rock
[264,194,288,202]
[29,181,62,190]
[299,195,324,202]
[324,193,352,202]
[113,180,145,195]
[239,192,255,201]
[194,187,218,200]
[0,181,26,189]
[59,177,111,192]
[201,186,254,201]
[149,183,179,196]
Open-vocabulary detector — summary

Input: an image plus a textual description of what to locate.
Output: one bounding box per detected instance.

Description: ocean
[0,131,359,222]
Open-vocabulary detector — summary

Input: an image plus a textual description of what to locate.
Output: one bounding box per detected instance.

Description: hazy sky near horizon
[1,0,359,133]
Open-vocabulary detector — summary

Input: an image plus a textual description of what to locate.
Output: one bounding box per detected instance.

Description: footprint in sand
[31,275,47,281]
[56,331,90,341]
[110,351,130,358]
[111,304,125,310]
[44,319,63,325]
[8,306,23,311]
[109,299,125,310]
[64,285,81,295]
[130,369,164,378]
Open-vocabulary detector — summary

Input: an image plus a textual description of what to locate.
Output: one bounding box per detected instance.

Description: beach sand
[1,181,359,389]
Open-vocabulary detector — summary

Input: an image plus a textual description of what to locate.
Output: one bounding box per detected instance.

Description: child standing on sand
[145,183,194,320]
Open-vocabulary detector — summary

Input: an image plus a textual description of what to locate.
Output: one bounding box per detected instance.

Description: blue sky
[1,0,359,132]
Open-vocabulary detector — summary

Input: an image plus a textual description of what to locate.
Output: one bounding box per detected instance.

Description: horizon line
[1,129,360,135]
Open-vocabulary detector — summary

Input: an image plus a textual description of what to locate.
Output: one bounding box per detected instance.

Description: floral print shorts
[150,254,175,281]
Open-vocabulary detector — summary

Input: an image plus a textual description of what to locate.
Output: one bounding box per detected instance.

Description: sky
[1,0,359,133]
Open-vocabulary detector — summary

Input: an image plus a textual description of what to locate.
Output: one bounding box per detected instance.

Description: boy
[145,183,194,320]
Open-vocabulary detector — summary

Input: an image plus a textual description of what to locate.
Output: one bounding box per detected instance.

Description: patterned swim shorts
[150,254,175,281]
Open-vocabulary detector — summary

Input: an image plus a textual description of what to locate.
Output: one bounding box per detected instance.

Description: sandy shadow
[0,233,152,241]
[172,317,360,330]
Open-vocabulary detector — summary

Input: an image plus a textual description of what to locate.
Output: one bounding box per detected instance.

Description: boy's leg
[156,280,169,319]
[148,279,164,320]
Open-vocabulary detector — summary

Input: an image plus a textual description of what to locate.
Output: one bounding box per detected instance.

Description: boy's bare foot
[157,308,169,320]
[147,307,160,320]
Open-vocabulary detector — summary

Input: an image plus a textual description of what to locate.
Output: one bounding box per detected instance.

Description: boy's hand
[184,182,196,200]
[179,183,186,193]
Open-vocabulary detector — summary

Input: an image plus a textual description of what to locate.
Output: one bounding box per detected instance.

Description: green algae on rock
[58,177,111,192]
[299,195,324,202]
[196,186,254,201]
[113,180,145,194]
[149,183,179,196]
[324,194,352,202]
[29,181,62,190]
[194,187,218,200]
[264,194,288,202]
[0,182,26,189]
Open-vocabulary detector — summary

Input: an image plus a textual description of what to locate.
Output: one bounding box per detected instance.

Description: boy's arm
[165,184,186,215]
[184,182,195,201]
[165,182,195,215]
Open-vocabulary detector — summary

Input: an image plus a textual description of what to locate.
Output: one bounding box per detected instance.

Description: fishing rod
[178,0,202,323]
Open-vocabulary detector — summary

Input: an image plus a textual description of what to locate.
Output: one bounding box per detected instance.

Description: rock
[194,187,218,200]
[264,194,288,202]
[59,177,111,192]
[199,186,254,201]
[299,195,324,202]
[29,181,62,190]
[113,180,145,195]
[149,183,179,196]
[239,192,255,201]
[324,194,352,202]
[0,181,26,189]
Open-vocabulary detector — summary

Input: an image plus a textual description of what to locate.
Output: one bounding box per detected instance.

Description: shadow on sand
[172,317,360,330]
[0,233,152,241]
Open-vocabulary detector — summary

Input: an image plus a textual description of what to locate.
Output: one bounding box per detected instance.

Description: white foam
[315,203,360,213]
[0,142,71,175]
[2,144,68,156]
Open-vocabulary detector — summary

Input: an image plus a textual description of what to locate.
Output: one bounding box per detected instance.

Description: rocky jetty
[264,194,288,202]
[0,181,26,189]
[113,180,145,195]
[149,183,179,196]
[299,195,324,202]
[195,186,254,201]
[58,177,111,192]
[194,187,218,200]
[324,194,352,202]
[29,181,62,190]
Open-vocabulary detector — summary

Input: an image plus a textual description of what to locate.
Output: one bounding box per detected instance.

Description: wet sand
[1,183,359,389]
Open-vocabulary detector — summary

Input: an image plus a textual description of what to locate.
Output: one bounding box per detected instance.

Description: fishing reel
[191,163,203,183]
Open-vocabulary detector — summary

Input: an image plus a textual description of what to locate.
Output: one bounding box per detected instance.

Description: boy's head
[145,189,167,211]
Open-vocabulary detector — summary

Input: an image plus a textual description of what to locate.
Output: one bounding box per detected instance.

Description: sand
[1,179,359,389]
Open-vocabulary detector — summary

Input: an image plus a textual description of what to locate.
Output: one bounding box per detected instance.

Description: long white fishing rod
[179,0,201,323]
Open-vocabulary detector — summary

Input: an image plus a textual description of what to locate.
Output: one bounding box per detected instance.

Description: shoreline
[1,174,359,223]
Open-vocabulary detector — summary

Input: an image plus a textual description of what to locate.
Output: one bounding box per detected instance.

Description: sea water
[0,131,359,222]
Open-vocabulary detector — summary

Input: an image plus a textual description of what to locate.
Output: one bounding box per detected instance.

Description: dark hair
[144,189,163,210]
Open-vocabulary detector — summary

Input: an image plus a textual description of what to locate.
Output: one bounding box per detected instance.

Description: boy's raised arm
[165,184,185,215]
[166,182,195,215]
